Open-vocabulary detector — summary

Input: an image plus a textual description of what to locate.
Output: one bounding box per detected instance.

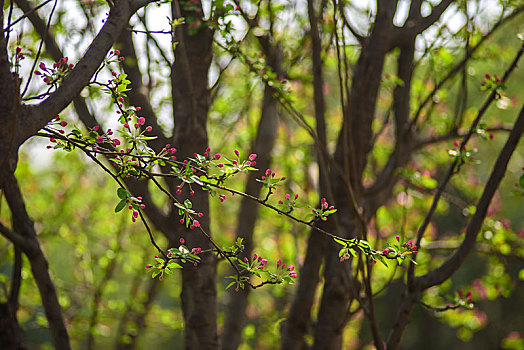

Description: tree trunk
[171,2,217,348]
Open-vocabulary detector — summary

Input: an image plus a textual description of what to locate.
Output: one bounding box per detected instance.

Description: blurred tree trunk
[221,43,282,350]
[171,2,217,348]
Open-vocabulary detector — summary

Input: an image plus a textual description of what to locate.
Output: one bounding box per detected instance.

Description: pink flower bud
[60,121,68,127]
[145,264,153,269]
[146,126,152,132]
[395,235,400,241]
[114,49,120,56]
[288,265,295,271]
[137,117,146,125]
[383,249,390,255]
[214,153,221,160]
[180,238,185,244]
[249,153,257,161]
[96,136,103,143]
[132,210,139,218]
[193,220,200,227]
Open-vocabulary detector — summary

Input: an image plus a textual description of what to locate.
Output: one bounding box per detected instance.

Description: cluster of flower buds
[398,236,418,255]
[15,46,25,61]
[108,49,125,63]
[458,289,473,303]
[276,259,297,279]
[480,72,506,99]
[310,197,337,222]
[245,253,269,271]
[278,193,299,212]
[128,196,146,223]
[35,58,74,85]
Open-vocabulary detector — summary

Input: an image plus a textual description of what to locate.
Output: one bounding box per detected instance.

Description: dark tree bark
[171,2,217,349]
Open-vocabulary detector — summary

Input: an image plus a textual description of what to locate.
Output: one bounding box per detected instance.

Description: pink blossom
[145,264,153,269]
[193,220,200,227]
[145,126,152,132]
[234,149,240,156]
[249,153,257,161]
[180,238,185,244]
[383,249,390,255]
[113,139,121,146]
[137,117,146,125]
[96,136,103,143]
[60,121,68,127]
[214,153,221,160]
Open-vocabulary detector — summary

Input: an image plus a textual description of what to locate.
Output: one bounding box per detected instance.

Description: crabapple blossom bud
[395,235,400,241]
[132,210,139,218]
[249,153,257,161]
[138,117,145,125]
[193,220,200,227]
[180,238,185,244]
[146,126,152,132]
[114,50,120,55]
[198,212,204,217]
[288,265,295,271]
[145,264,153,269]
[383,249,390,255]
[96,136,103,143]
[234,149,240,156]
[285,194,290,200]
[261,259,268,265]
[214,154,221,160]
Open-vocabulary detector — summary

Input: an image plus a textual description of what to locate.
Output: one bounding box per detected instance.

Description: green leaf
[152,270,161,278]
[334,238,347,246]
[376,254,388,268]
[117,187,129,199]
[115,200,126,213]
[167,262,183,269]
[226,281,237,290]
[519,174,524,188]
